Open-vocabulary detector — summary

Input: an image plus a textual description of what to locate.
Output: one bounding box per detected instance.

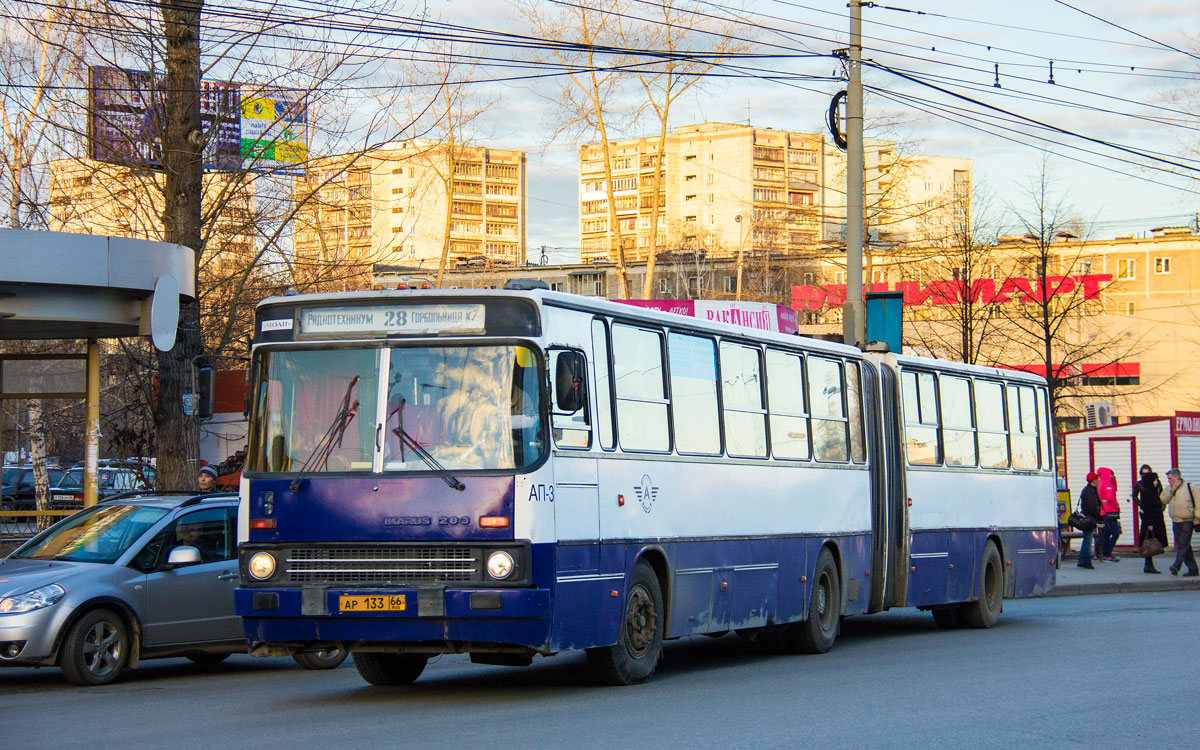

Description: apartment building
[47,158,255,268]
[577,121,971,264]
[292,142,527,274]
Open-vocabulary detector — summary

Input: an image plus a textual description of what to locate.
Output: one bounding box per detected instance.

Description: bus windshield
[252,345,544,475]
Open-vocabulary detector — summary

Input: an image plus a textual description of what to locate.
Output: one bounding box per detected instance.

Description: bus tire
[961,540,1003,629]
[352,653,427,685]
[586,561,663,686]
[931,605,966,629]
[789,547,841,654]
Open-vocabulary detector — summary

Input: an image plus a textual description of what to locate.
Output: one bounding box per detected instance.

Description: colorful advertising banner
[88,66,306,173]
[617,300,799,335]
[792,275,1113,311]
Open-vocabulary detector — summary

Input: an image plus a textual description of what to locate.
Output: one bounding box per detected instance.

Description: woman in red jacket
[1097,467,1122,562]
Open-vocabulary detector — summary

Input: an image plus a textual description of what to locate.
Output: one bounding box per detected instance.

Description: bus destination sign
[298,304,485,336]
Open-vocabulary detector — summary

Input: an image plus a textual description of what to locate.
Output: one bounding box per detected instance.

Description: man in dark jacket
[1077,471,1102,569]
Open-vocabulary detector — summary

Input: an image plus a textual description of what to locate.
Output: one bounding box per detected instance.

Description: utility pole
[843,1,866,347]
[156,0,205,489]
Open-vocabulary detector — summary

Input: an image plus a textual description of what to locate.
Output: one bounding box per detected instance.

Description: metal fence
[0,509,75,542]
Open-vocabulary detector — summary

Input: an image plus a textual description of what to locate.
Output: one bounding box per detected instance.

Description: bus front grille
[285,546,479,583]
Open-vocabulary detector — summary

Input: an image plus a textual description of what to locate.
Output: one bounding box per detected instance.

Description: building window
[685,174,696,182]
[834,271,846,284]
[724,276,735,293]
[685,194,697,202]
[391,226,403,233]
[392,207,404,213]
[1126,302,1136,316]
[1118,259,1136,280]
[804,272,814,284]
[550,282,564,292]
[872,269,886,284]
[685,154,697,162]
[1155,257,1171,274]
[391,187,404,195]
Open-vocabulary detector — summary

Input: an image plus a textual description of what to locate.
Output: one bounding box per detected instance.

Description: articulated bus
[235,287,1057,686]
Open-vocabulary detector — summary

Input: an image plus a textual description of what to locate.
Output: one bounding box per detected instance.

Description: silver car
[0,492,344,685]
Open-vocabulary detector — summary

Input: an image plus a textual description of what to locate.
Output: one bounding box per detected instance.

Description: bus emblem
[634,475,658,513]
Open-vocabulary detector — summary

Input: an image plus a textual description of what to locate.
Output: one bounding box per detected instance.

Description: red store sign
[791,274,1113,311]
[1175,411,1200,435]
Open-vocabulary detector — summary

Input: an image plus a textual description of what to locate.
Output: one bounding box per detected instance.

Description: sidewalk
[1048,548,1200,597]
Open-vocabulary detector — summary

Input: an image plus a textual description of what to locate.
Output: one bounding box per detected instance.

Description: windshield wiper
[289,376,361,492]
[391,400,465,491]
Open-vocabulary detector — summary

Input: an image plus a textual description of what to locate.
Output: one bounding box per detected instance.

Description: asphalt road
[3,592,1194,749]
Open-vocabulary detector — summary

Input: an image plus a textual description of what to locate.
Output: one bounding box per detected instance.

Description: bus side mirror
[555,351,586,414]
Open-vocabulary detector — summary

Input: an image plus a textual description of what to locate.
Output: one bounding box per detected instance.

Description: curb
[1045,579,1200,597]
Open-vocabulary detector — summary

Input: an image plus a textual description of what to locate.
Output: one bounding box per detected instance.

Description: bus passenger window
[669,333,720,455]
[808,357,848,462]
[550,349,591,450]
[720,342,767,458]
[766,350,809,460]
[940,376,976,467]
[975,380,1009,468]
[845,362,866,464]
[1008,385,1039,470]
[1035,387,1052,472]
[901,370,940,465]
[591,319,615,450]
[612,325,669,452]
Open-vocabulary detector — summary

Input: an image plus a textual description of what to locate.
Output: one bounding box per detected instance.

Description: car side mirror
[167,546,202,566]
[555,351,586,414]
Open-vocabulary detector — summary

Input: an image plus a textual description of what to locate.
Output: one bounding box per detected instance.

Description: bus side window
[550,349,591,450]
[765,349,809,460]
[940,375,976,467]
[720,342,767,458]
[1008,384,1039,470]
[668,333,720,455]
[591,319,615,450]
[975,380,1010,468]
[845,361,866,464]
[808,356,848,462]
[612,324,670,452]
[901,370,940,464]
[1035,386,1052,472]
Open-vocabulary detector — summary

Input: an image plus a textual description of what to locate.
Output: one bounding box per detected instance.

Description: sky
[439,0,1200,263]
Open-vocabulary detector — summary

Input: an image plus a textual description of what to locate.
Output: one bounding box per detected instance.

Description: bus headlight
[248,552,277,580]
[485,551,515,580]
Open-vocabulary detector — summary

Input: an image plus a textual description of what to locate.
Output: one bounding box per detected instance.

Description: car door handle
[217,572,238,581]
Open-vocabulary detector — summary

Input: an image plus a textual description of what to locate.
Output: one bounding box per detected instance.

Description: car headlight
[485,551,515,580]
[248,552,277,580]
[0,583,65,614]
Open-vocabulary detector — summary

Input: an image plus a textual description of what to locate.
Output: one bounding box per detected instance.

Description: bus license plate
[338,595,406,612]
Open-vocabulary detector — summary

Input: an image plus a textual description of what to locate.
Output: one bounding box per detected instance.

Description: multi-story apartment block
[292,142,527,274]
[47,158,255,267]
[578,122,825,264]
[578,122,971,264]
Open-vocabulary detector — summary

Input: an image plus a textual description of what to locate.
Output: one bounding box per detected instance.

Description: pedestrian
[1096,467,1122,562]
[1077,471,1103,569]
[1133,464,1167,574]
[1161,468,1200,576]
[197,465,218,494]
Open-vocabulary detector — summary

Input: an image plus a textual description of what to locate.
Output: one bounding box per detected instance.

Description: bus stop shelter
[0,229,195,506]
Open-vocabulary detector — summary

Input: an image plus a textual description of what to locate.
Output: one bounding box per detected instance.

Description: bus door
[549,348,601,573]
[864,358,909,612]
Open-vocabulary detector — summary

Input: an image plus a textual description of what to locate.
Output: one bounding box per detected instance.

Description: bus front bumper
[235,586,552,652]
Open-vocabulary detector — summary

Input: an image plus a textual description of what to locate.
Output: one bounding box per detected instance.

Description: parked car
[50,465,155,509]
[2,466,68,510]
[0,492,345,685]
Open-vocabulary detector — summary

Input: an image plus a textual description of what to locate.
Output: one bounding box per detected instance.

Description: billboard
[88,66,306,172]
[617,300,799,335]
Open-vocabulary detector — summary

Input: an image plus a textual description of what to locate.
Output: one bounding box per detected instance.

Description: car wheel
[293,647,347,670]
[59,609,129,686]
[186,653,231,665]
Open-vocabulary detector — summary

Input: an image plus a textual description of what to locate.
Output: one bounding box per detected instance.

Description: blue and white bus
[235,287,1057,686]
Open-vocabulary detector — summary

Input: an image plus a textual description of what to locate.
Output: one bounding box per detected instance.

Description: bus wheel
[352,653,428,685]
[961,540,1003,629]
[931,605,966,629]
[788,547,841,654]
[587,561,663,686]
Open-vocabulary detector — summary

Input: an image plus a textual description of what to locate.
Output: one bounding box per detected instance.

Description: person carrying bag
[1075,472,1103,569]
[1134,464,1168,572]
[1162,468,1200,577]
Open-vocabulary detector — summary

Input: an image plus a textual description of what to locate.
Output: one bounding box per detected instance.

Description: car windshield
[59,469,114,488]
[250,345,544,474]
[3,467,26,484]
[14,504,168,564]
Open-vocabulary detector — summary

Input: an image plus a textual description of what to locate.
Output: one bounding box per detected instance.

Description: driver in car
[174,520,220,562]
